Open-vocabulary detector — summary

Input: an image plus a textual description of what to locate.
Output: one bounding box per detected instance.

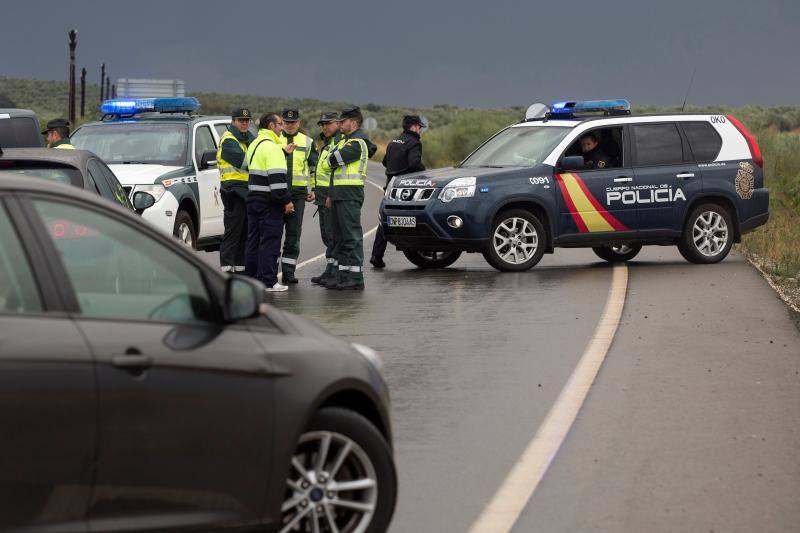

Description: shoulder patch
[597,160,606,169]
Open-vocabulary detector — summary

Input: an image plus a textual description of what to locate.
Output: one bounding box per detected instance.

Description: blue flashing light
[549,99,630,115]
[100,97,200,116]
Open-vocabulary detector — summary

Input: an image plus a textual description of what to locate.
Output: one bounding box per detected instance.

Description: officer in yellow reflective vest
[217,108,255,273]
[278,108,317,284]
[310,112,343,285]
[42,119,75,149]
[323,106,377,290]
[245,112,294,292]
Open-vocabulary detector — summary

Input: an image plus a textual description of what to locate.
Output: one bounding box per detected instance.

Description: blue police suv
[379,100,769,271]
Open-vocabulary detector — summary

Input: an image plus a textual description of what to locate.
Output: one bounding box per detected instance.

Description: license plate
[388,216,416,228]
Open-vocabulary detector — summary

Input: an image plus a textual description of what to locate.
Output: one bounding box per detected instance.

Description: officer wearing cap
[369,115,426,268]
[245,112,294,292]
[42,119,75,149]
[217,108,256,273]
[310,112,344,285]
[278,108,317,284]
[323,106,377,290]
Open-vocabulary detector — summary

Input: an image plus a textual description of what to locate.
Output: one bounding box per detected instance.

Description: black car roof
[0,147,95,166]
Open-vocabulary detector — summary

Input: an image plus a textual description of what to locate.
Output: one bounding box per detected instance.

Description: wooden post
[100,63,105,101]
[80,68,86,118]
[68,30,77,124]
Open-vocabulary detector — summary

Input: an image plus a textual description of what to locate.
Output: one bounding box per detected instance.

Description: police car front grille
[389,187,436,202]
[385,204,426,211]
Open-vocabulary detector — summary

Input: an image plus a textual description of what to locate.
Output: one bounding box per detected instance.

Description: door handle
[112,354,153,371]
[676,173,695,179]
[613,176,632,183]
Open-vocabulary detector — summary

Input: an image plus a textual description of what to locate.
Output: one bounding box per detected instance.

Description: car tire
[282,407,397,533]
[402,250,462,269]
[677,203,734,264]
[173,210,197,250]
[482,209,546,272]
[592,243,643,262]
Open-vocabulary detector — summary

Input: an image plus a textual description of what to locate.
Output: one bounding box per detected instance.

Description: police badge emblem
[735,161,755,200]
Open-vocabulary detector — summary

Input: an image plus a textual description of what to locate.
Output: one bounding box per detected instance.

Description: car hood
[393,165,551,188]
[108,164,184,186]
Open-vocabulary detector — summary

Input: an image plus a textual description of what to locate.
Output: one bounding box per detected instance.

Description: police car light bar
[100,97,201,116]
[549,99,631,116]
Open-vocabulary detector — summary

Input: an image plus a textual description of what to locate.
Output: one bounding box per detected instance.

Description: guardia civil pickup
[379,99,769,271]
[72,97,249,250]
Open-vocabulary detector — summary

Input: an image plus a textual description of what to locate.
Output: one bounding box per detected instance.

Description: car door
[25,196,276,532]
[631,122,701,235]
[555,126,637,238]
[87,158,131,209]
[193,124,223,238]
[0,195,95,533]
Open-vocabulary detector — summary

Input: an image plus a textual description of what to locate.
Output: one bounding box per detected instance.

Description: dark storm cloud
[1,0,797,107]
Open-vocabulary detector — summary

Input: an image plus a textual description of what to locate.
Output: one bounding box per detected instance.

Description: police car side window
[632,124,684,166]
[213,124,228,138]
[194,126,216,166]
[681,122,722,162]
[88,159,116,201]
[0,205,42,314]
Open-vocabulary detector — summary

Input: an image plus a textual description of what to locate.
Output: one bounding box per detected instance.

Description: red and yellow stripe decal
[555,173,628,233]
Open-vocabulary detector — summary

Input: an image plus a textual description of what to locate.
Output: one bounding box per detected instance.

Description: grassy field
[2,76,796,297]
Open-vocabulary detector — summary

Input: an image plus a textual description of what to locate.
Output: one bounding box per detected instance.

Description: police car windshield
[459,125,571,168]
[71,124,189,166]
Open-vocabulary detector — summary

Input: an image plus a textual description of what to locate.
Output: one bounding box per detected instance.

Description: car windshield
[71,123,189,166]
[459,125,571,168]
[0,163,82,187]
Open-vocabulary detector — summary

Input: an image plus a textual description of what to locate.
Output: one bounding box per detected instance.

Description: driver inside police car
[579,132,612,170]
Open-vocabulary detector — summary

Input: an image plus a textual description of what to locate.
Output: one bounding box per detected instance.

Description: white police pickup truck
[72,97,250,250]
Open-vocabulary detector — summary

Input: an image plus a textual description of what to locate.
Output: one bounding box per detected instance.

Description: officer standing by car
[369,115,426,268]
[323,106,377,290]
[580,132,612,169]
[278,108,316,284]
[245,112,294,292]
[42,119,75,149]
[310,112,344,285]
[217,108,255,273]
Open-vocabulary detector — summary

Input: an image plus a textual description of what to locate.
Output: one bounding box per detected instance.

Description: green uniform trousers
[331,195,364,282]
[315,186,336,275]
[280,187,308,276]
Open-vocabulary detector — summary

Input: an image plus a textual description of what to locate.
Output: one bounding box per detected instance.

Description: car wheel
[173,210,197,250]
[402,249,462,269]
[482,209,546,272]
[281,407,397,533]
[592,243,643,262]
[677,203,733,264]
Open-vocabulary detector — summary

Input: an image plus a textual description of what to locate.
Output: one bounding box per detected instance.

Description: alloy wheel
[493,217,539,265]
[177,222,193,248]
[692,211,729,257]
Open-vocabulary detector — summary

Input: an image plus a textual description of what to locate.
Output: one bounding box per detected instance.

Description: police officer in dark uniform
[579,132,612,169]
[369,115,426,268]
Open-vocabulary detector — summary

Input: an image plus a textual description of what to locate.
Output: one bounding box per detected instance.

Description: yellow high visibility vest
[216,130,249,183]
[331,137,368,187]
[246,129,288,195]
[54,143,75,149]
[313,135,339,188]
[280,131,312,187]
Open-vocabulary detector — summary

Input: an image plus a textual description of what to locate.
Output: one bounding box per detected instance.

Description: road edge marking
[468,263,629,533]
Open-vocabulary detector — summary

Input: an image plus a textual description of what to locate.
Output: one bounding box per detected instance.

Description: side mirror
[132,191,155,210]
[199,150,218,170]
[224,275,264,322]
[560,155,585,171]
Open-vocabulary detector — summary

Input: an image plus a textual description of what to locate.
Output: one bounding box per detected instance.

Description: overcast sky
[1,0,797,108]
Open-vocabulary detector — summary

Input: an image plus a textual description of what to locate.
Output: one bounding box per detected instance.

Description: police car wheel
[678,203,733,264]
[483,209,546,272]
[401,250,462,269]
[282,407,397,533]
[173,210,197,250]
[592,243,642,263]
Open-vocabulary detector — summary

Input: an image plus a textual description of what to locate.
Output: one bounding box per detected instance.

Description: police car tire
[483,209,546,272]
[173,210,197,250]
[677,203,734,264]
[291,407,397,533]
[402,250,462,269]
[592,243,643,263]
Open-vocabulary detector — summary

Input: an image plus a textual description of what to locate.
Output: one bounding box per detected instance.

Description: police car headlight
[132,184,167,203]
[439,177,476,203]
[351,342,383,372]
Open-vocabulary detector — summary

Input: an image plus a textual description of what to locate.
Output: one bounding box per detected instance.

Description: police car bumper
[380,200,488,252]
[140,190,179,235]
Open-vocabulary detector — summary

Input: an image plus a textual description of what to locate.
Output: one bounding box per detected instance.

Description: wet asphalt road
[200,164,800,532]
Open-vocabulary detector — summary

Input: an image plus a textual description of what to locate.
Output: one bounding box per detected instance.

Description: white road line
[288,177,384,273]
[468,263,629,533]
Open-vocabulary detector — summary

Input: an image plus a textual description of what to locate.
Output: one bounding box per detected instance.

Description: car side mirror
[560,155,585,171]
[199,150,218,170]
[225,275,265,322]
[132,191,155,211]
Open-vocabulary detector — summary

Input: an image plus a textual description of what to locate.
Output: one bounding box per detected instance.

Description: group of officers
[216,106,426,292]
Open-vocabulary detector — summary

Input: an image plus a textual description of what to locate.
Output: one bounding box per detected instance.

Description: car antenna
[681,67,696,113]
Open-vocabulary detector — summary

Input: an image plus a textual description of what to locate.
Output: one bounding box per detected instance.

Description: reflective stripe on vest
[246,131,288,192]
[281,132,312,187]
[314,136,338,188]
[332,138,368,187]
[216,130,249,182]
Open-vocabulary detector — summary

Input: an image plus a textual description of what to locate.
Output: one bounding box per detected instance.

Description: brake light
[726,115,763,168]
